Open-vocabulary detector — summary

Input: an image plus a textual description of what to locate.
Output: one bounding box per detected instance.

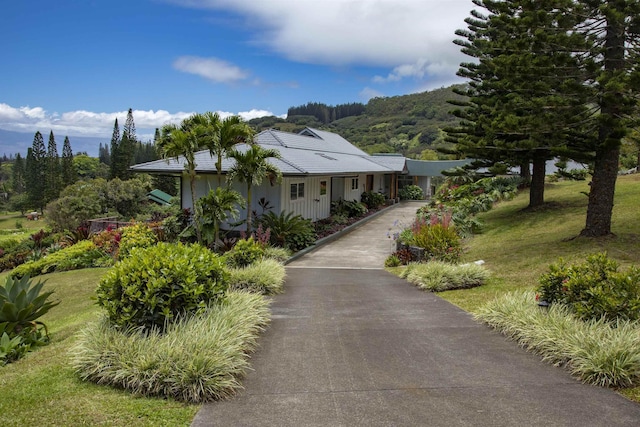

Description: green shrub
[257,211,317,252]
[331,199,367,218]
[412,222,462,263]
[475,291,640,388]
[11,240,110,279]
[72,290,270,402]
[96,242,228,331]
[225,237,265,268]
[228,259,286,295]
[404,261,489,291]
[117,223,158,260]
[398,185,424,200]
[361,191,386,209]
[537,253,640,322]
[0,275,59,365]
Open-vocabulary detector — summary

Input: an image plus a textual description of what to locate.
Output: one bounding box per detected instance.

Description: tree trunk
[581,3,625,237]
[519,160,531,187]
[190,175,202,243]
[246,184,253,233]
[529,154,546,208]
[581,147,619,236]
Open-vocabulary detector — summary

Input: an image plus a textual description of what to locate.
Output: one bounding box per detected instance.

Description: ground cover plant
[227,258,286,295]
[401,261,490,292]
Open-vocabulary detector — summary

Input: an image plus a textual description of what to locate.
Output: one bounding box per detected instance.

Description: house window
[290,182,305,200]
[351,178,359,190]
[320,181,327,196]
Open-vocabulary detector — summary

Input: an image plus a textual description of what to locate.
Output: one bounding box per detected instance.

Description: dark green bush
[225,237,265,267]
[398,185,424,200]
[96,242,228,331]
[538,253,640,322]
[331,199,367,218]
[361,191,386,209]
[257,211,316,251]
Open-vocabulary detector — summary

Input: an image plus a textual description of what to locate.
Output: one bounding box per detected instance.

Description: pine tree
[448,0,594,208]
[98,142,111,165]
[12,153,26,194]
[26,132,46,211]
[45,130,62,204]
[109,118,121,179]
[61,136,77,187]
[119,108,137,180]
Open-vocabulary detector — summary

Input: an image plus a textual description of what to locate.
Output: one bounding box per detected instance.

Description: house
[131,127,470,222]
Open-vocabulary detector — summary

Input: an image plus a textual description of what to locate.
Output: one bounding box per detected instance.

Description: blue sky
[1,0,472,142]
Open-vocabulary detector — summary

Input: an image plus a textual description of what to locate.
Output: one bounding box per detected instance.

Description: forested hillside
[248,84,467,159]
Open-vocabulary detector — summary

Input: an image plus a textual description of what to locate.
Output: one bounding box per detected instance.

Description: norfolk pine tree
[61,136,77,187]
[26,131,46,211]
[45,130,62,204]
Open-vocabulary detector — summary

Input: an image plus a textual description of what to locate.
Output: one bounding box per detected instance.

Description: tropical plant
[195,112,255,186]
[257,211,316,251]
[157,117,203,242]
[197,187,245,249]
[0,275,59,343]
[227,144,282,232]
[96,242,228,331]
[331,199,367,218]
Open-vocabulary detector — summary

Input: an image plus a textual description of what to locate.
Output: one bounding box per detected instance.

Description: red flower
[535,294,540,301]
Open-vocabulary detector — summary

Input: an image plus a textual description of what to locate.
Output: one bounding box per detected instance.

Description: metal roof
[131,127,392,176]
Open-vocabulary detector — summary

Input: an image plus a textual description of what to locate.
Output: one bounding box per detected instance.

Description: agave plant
[0,275,60,338]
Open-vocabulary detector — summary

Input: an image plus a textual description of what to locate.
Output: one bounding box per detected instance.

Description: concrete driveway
[192,203,640,426]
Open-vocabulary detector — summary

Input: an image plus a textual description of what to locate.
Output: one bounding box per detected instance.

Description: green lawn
[435,173,640,402]
[0,268,199,427]
[0,212,46,231]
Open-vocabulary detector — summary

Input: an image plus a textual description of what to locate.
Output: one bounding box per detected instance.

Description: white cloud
[0,104,277,139]
[173,56,250,83]
[359,87,384,102]
[169,0,471,82]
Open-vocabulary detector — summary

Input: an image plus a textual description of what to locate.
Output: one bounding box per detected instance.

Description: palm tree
[157,119,202,242]
[197,186,245,249]
[227,145,282,232]
[193,112,255,186]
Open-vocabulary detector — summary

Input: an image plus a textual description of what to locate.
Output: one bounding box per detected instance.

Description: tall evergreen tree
[118,108,137,180]
[448,0,593,208]
[61,136,77,187]
[98,142,111,166]
[109,118,121,179]
[26,131,46,211]
[578,0,640,236]
[12,153,26,194]
[45,130,62,204]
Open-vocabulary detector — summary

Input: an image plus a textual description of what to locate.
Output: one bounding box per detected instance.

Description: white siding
[281,176,331,221]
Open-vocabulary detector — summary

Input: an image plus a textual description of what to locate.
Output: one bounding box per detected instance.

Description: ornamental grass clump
[96,242,228,331]
[228,258,286,295]
[475,291,640,388]
[404,261,490,292]
[72,291,270,402]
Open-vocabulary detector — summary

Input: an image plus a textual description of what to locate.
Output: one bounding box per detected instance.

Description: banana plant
[0,275,60,337]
